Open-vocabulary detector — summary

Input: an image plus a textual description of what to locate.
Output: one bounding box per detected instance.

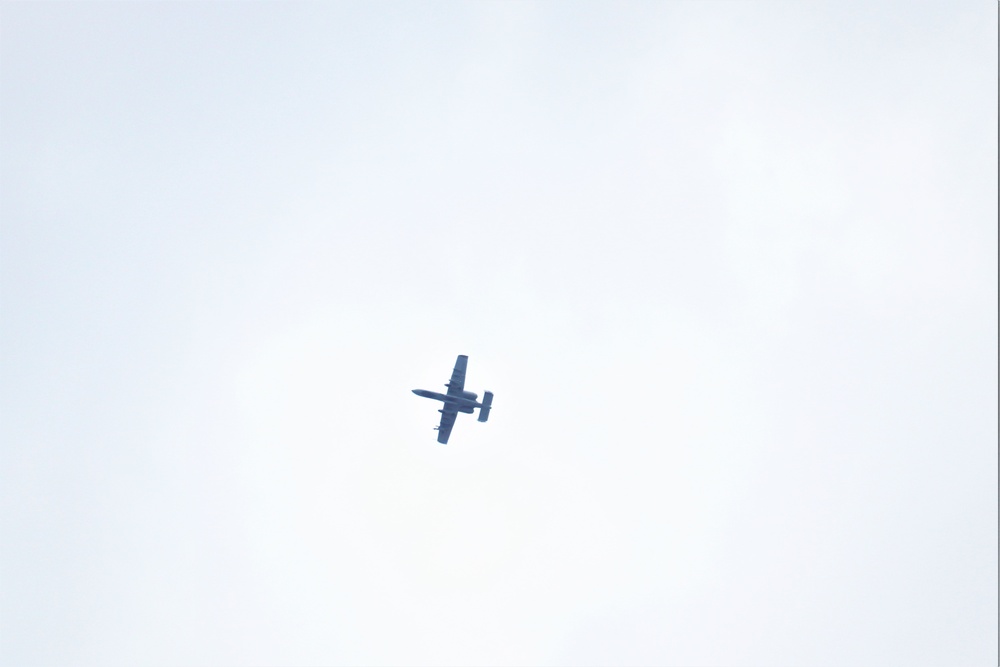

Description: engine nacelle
[461,390,478,401]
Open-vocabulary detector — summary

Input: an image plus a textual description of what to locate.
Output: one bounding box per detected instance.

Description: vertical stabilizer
[478,391,493,422]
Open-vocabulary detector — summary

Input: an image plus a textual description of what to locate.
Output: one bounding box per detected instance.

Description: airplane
[412,354,493,444]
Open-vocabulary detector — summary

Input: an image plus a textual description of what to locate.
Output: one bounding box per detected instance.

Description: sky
[1,2,997,666]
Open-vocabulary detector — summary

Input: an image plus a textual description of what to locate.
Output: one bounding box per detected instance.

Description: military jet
[412,354,493,444]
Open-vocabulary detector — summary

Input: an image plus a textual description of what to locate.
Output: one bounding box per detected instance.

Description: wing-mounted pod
[477,391,493,422]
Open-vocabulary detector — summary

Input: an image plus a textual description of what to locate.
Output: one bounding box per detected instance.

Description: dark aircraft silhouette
[412,354,493,444]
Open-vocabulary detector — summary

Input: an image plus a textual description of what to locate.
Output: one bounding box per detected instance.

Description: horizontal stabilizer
[478,391,493,422]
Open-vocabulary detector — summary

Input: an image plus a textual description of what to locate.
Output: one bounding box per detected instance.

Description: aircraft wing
[445,355,468,396]
[435,407,458,444]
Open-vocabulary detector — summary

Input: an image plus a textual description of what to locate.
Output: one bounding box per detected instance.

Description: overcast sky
[1,2,997,666]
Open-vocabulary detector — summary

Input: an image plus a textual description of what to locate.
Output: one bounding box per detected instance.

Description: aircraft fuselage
[412,388,481,414]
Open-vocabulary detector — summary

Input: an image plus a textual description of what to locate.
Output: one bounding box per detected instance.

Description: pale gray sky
[1,2,997,666]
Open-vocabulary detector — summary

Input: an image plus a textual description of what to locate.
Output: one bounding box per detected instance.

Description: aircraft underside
[412,355,493,444]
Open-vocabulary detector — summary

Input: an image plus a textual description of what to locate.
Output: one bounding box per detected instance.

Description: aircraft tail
[478,391,493,422]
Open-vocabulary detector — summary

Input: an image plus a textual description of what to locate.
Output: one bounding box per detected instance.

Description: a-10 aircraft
[412,354,493,444]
